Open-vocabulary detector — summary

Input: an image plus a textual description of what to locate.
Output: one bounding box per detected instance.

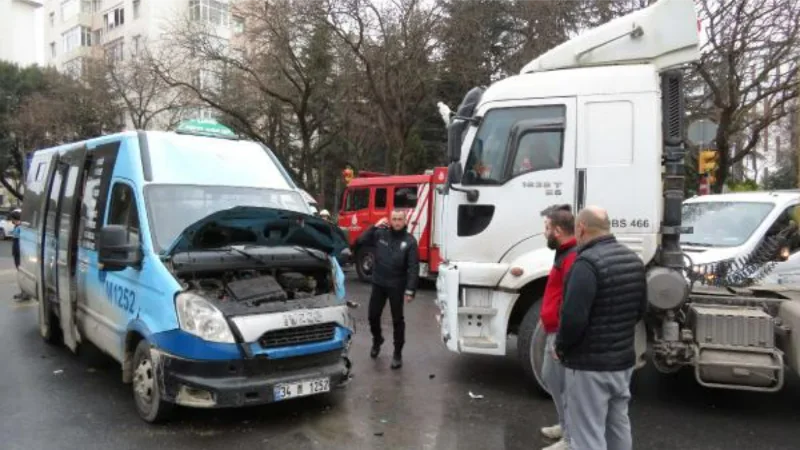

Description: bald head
[575,206,610,244]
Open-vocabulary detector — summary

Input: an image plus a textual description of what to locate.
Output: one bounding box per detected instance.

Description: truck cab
[436,0,701,391]
[339,169,447,282]
[436,0,800,398]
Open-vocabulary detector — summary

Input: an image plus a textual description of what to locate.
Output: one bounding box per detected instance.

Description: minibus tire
[518,299,550,398]
[132,340,174,423]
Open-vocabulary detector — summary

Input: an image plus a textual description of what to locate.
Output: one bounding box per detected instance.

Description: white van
[681,191,800,285]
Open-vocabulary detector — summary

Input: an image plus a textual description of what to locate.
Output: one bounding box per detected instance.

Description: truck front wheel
[518,298,550,397]
[355,247,375,283]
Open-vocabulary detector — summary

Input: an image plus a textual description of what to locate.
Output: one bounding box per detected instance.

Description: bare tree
[153,0,341,192]
[322,0,441,173]
[107,43,188,130]
[688,0,800,191]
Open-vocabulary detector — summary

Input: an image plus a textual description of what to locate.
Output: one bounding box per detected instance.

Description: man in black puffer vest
[356,209,419,369]
[555,206,647,450]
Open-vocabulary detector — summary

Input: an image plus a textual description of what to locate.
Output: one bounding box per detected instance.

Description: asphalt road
[1,240,799,450]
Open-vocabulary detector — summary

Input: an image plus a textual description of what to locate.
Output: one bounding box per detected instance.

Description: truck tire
[518,297,550,398]
[355,246,375,283]
[38,295,62,346]
[132,340,174,423]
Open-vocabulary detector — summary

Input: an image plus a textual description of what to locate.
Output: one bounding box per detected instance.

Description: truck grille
[259,323,336,349]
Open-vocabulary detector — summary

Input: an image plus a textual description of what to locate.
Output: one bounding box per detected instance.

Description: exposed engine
[183,270,323,306]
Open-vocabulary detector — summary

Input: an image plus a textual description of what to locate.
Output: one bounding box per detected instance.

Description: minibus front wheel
[132,340,174,423]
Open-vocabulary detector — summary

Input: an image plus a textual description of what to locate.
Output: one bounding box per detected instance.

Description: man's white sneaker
[540,424,562,440]
[542,438,570,450]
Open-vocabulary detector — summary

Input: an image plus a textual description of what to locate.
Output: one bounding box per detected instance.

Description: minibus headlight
[175,292,235,344]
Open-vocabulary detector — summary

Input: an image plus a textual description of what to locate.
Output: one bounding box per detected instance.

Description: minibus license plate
[274,377,330,401]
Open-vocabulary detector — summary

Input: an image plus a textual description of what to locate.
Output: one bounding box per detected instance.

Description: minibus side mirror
[98,225,142,271]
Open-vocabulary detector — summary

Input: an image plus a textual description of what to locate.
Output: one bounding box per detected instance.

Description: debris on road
[429,374,436,379]
[468,391,484,399]
[53,369,63,375]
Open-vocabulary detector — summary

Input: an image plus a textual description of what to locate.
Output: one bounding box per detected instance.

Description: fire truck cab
[338,168,448,282]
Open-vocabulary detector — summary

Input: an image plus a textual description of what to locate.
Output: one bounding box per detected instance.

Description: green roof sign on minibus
[174,119,238,139]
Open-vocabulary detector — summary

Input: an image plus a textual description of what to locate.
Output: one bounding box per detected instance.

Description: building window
[50,42,57,58]
[133,0,141,20]
[105,38,124,63]
[94,29,103,46]
[62,26,92,54]
[49,12,55,27]
[60,0,92,21]
[132,35,141,54]
[92,0,102,13]
[190,0,230,28]
[192,68,222,93]
[232,15,244,34]
[104,7,125,32]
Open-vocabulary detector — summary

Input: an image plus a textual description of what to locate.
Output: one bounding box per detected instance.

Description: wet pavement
[0,241,799,449]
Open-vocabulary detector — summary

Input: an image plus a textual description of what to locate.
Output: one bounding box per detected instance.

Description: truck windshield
[463,105,565,185]
[145,184,309,252]
[680,201,775,248]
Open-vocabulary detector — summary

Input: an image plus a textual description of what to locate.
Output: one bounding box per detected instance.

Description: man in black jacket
[555,206,647,450]
[356,209,419,369]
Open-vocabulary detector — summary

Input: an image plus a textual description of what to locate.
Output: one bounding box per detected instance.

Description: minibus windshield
[145,184,309,253]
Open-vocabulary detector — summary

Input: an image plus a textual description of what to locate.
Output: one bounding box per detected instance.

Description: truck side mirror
[448,161,463,185]
[98,225,142,271]
[447,119,467,163]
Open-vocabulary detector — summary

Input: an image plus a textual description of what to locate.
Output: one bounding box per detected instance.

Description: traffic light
[698,150,718,175]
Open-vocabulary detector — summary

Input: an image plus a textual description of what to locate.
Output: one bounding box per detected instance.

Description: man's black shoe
[370,345,380,359]
[391,355,402,369]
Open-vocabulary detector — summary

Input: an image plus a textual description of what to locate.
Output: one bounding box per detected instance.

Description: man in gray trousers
[555,206,647,450]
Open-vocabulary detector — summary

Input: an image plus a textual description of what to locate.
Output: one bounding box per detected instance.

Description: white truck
[435,0,800,396]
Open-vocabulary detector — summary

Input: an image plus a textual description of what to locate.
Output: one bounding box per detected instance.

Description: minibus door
[55,148,87,351]
[37,153,61,340]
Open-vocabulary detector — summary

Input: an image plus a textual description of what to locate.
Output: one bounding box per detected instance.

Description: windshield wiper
[292,245,329,263]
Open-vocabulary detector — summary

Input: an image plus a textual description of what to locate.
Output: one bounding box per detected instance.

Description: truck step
[458,307,497,316]
[460,337,499,349]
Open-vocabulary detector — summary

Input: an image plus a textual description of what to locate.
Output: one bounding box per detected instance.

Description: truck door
[444,98,577,264]
[56,147,88,351]
[341,186,371,244]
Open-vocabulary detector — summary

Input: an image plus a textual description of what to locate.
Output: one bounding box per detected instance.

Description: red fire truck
[338,167,448,282]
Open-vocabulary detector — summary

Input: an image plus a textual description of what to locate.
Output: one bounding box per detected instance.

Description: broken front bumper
[154,349,352,408]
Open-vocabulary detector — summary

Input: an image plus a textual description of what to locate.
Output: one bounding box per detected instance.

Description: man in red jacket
[539,204,577,450]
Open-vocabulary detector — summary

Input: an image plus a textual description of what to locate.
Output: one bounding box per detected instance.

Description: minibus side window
[107,183,140,246]
[79,142,119,250]
[21,160,49,227]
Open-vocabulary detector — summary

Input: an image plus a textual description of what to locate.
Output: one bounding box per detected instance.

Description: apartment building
[0,0,44,67]
[42,0,242,127]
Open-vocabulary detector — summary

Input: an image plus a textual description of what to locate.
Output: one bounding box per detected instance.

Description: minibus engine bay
[168,245,340,315]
